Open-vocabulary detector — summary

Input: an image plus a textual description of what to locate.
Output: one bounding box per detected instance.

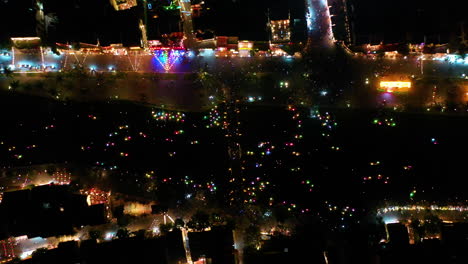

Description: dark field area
[1,90,466,212]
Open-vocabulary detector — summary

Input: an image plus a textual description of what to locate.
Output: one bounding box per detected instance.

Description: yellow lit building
[238,41,253,57]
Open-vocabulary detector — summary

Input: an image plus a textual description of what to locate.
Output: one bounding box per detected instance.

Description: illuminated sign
[379,81,411,93]
[238,41,253,50]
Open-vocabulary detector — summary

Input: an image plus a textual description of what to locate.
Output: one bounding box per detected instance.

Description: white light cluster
[377,205,468,215]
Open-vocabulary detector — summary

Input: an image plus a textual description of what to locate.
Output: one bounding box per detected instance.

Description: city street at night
[0,0,467,264]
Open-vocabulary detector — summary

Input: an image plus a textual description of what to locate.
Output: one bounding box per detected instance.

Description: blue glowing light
[383,217,399,224]
[105,232,116,240]
[305,5,315,31]
[199,49,215,57]
[0,51,11,61]
[18,61,33,66]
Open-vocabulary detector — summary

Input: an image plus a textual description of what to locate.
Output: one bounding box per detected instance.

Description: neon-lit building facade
[238,41,253,57]
[0,238,16,260]
[270,20,291,43]
[178,0,196,49]
[304,0,335,48]
[51,171,72,185]
[109,0,138,11]
[328,0,353,44]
